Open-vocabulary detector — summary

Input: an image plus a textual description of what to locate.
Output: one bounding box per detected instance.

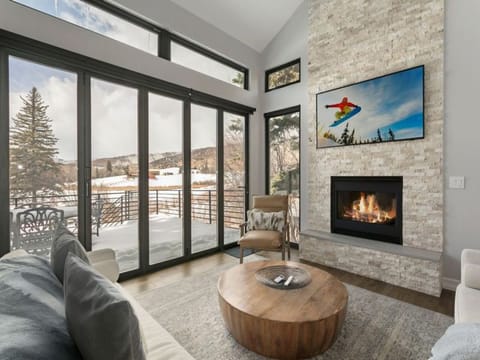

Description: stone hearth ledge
[299,230,442,297]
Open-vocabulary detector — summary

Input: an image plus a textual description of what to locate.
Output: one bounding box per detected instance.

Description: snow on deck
[92,214,239,272]
[91,173,216,188]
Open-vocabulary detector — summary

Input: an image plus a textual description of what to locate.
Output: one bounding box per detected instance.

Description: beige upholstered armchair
[238,195,290,264]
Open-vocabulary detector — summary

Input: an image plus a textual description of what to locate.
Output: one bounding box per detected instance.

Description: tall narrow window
[265,59,301,92]
[12,0,158,55]
[91,78,139,273]
[266,107,300,243]
[9,56,77,256]
[148,93,184,264]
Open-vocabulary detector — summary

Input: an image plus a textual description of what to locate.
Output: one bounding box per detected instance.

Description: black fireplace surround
[331,176,403,245]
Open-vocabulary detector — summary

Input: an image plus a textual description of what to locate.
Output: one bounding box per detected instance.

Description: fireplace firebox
[331,176,403,244]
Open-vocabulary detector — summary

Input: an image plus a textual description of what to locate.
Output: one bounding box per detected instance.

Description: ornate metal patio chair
[92,198,104,236]
[13,206,64,256]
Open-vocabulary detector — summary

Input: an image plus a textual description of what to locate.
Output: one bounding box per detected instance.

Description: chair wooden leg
[239,247,244,264]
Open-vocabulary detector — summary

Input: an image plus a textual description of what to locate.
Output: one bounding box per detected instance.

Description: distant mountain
[90,147,217,172]
[90,144,242,175]
[150,147,217,173]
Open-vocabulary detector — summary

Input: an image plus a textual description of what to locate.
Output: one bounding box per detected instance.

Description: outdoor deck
[93,216,239,272]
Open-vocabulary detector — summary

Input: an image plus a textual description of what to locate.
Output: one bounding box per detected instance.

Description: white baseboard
[442,277,460,291]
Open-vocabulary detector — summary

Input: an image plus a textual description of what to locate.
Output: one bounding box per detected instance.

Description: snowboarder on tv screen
[325,97,359,120]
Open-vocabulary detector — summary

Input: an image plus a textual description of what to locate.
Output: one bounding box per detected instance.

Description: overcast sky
[10,56,222,161]
[9,0,245,162]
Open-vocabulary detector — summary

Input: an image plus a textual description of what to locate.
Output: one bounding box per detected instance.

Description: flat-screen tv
[316,65,424,149]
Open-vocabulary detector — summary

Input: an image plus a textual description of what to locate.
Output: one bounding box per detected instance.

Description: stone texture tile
[301,235,442,296]
[303,0,444,295]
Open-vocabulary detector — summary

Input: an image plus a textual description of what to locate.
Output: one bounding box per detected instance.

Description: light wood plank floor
[122,248,454,317]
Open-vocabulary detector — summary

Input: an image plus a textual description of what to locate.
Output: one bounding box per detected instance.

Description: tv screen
[316,65,424,148]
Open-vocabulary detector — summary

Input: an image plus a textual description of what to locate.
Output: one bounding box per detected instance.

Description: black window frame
[10,0,249,90]
[265,58,301,92]
[0,29,254,280]
[264,105,301,245]
[170,34,249,90]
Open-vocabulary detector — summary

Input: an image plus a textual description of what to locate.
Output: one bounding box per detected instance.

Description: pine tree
[339,123,350,145]
[388,128,395,141]
[348,129,356,145]
[377,129,383,142]
[231,73,245,87]
[106,160,113,176]
[9,87,61,204]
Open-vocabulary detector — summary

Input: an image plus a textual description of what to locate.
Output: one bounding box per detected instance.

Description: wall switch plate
[449,176,465,189]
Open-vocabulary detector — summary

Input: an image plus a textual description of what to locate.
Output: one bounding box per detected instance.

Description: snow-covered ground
[91,173,216,188]
[92,214,239,272]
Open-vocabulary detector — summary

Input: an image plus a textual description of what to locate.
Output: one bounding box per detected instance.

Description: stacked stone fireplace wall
[301,0,444,296]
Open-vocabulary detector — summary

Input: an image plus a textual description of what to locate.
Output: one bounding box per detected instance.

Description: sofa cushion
[116,285,195,360]
[0,255,81,360]
[455,283,480,323]
[464,263,480,290]
[64,253,145,360]
[430,323,480,359]
[246,209,285,232]
[239,230,282,248]
[0,249,28,260]
[51,224,90,284]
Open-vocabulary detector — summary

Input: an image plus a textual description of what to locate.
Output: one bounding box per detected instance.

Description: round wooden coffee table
[217,260,348,359]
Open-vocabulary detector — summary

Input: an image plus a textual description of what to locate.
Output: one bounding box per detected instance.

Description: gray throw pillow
[246,209,285,232]
[63,253,146,360]
[51,224,90,283]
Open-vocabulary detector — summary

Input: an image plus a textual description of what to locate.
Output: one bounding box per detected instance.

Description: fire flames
[344,192,396,224]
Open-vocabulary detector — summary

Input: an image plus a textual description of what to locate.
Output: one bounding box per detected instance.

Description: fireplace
[331,176,403,244]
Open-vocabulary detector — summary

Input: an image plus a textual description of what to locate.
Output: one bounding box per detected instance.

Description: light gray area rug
[135,256,453,360]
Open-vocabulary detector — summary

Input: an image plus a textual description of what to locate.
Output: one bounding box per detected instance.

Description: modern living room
[1,0,479,359]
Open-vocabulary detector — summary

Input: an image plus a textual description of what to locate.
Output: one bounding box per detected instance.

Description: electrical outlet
[449,176,465,189]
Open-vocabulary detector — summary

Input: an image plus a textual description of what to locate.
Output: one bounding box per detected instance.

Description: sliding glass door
[8,56,77,256]
[191,104,218,254]
[224,112,246,245]
[1,47,250,276]
[90,78,139,272]
[148,93,184,265]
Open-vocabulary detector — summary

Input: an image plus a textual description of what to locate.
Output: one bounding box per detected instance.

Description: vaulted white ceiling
[169,0,304,52]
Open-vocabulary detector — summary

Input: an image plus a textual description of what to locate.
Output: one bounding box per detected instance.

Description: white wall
[444,0,480,283]
[0,0,259,106]
[260,1,309,227]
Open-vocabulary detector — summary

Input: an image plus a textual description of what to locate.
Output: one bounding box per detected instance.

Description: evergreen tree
[106,160,113,176]
[348,129,356,145]
[388,128,395,141]
[377,129,383,142]
[231,73,245,87]
[9,87,61,204]
[339,123,350,145]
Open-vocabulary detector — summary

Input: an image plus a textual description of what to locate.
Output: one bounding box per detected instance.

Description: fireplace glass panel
[337,191,396,225]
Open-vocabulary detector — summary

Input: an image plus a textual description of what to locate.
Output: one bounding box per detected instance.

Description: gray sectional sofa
[430,249,480,359]
[455,248,480,324]
[0,233,194,360]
